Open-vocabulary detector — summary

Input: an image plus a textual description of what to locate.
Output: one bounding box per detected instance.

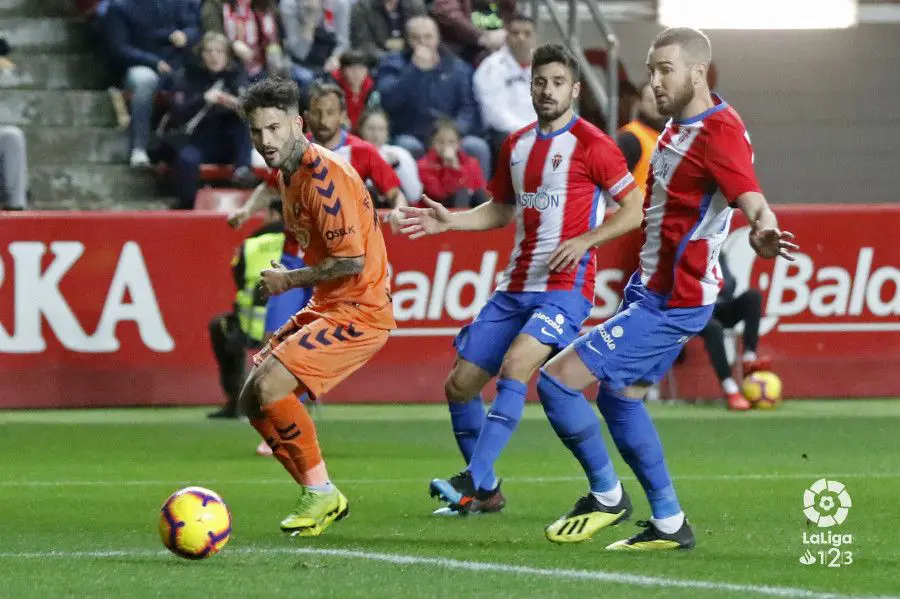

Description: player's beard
[534,95,571,125]
[657,74,695,117]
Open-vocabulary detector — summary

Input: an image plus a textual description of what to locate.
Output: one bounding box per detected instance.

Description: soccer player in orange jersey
[238,77,396,536]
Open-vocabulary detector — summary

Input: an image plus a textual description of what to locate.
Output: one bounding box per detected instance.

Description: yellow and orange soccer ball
[741,371,783,409]
[158,486,232,560]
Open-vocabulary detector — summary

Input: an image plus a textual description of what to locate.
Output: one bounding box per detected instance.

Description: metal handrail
[530,0,620,137]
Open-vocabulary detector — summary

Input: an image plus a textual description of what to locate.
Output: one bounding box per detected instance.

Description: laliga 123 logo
[803,478,852,527]
[799,479,854,568]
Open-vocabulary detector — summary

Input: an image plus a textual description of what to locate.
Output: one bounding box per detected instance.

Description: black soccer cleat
[606,518,696,551]
[429,471,506,516]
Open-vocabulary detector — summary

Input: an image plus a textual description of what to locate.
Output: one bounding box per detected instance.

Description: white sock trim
[591,481,623,506]
[651,511,685,534]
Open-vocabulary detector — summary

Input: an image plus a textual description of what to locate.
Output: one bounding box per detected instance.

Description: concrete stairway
[0,0,170,210]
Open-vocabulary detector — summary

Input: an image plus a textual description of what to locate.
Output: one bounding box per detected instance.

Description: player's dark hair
[430,118,459,142]
[307,81,347,112]
[652,27,712,65]
[532,43,579,80]
[240,77,300,116]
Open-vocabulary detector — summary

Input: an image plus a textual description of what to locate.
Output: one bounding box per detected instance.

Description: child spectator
[171,32,253,209]
[417,119,486,208]
[359,108,422,202]
[106,0,201,168]
[329,50,378,131]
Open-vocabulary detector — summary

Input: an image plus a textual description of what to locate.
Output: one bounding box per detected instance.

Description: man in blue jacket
[376,15,490,179]
[105,0,201,169]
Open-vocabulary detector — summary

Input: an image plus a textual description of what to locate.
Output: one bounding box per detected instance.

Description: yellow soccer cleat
[545,491,632,544]
[606,519,696,551]
[280,486,350,537]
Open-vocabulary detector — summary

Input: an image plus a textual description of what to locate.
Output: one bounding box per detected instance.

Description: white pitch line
[0,546,894,599]
[0,472,897,488]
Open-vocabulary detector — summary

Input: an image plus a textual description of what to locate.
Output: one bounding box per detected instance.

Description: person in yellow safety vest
[617,82,666,197]
[208,198,311,419]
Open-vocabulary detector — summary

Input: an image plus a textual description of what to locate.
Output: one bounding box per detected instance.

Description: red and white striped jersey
[489,116,636,300]
[640,95,761,307]
[316,131,402,196]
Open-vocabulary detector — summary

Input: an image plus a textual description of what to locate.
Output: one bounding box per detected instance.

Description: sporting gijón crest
[297,324,364,350]
[552,153,563,171]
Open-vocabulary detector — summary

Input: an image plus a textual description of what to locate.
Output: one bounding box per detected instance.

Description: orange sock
[263,394,326,484]
[250,418,304,485]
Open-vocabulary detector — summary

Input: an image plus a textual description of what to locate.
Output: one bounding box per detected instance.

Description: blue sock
[466,378,526,491]
[597,386,681,518]
[448,395,485,464]
[537,371,619,494]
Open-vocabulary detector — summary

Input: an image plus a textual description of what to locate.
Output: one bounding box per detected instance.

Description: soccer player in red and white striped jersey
[400,44,646,515]
[536,28,798,550]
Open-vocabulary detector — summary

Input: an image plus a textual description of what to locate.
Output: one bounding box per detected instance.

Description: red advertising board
[0,205,898,409]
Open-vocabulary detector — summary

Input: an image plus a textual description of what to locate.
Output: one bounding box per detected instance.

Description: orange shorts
[265,309,390,399]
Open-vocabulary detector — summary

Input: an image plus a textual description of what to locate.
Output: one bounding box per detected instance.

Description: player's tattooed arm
[261,256,365,296]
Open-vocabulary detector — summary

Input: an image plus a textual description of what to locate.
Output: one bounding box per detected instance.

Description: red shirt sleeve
[361,144,402,194]
[462,154,486,191]
[418,154,457,203]
[586,133,637,203]
[704,122,762,205]
[487,135,515,204]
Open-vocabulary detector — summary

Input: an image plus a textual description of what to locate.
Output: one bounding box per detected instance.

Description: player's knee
[444,374,471,404]
[498,353,536,383]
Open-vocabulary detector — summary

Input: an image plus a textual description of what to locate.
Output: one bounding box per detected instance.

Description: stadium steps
[0,53,110,90]
[28,165,167,211]
[0,4,175,209]
[0,0,71,17]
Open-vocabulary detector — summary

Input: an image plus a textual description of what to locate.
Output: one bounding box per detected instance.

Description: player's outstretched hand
[398,196,452,239]
[750,227,799,261]
[384,206,404,233]
[260,260,291,297]
[549,235,592,272]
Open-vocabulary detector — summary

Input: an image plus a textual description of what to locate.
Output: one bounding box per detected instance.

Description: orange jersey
[279,144,395,330]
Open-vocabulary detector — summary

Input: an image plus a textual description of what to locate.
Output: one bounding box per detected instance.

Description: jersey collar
[535,113,578,140]
[674,93,729,126]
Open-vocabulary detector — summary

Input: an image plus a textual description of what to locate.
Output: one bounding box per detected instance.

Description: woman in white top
[358,108,423,203]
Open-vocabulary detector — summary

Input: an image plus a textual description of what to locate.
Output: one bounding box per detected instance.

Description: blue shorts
[573,271,714,389]
[264,254,311,334]
[454,290,593,376]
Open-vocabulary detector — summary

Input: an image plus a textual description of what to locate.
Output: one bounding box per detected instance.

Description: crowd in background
[82,0,549,210]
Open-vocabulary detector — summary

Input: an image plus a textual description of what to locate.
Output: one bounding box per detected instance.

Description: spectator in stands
[280,0,351,87]
[472,13,536,153]
[431,0,516,65]
[328,49,378,131]
[106,0,201,168]
[305,82,408,216]
[0,37,27,211]
[171,32,253,210]
[359,108,423,202]
[617,82,666,195]
[698,252,771,411]
[377,15,491,179]
[417,119,487,208]
[350,0,425,61]
[201,0,287,82]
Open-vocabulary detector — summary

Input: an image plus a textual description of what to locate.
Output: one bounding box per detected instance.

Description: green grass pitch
[0,401,898,598]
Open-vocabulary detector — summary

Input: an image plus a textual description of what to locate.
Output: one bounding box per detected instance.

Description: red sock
[263,394,324,476]
[250,418,304,485]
